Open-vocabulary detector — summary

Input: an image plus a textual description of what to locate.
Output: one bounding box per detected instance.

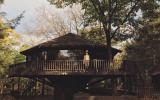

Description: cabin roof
[21,33,121,55]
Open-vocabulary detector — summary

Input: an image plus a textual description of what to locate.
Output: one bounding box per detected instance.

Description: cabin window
[56,50,84,60]
[57,50,69,60]
[67,50,84,60]
[47,50,59,60]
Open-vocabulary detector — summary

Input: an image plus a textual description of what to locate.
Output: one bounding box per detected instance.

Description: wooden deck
[9,60,136,77]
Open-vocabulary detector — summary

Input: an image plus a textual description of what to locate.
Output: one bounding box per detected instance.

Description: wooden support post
[41,79,45,95]
[124,73,128,95]
[111,77,115,95]
[17,77,20,93]
[35,80,37,95]
[11,78,14,92]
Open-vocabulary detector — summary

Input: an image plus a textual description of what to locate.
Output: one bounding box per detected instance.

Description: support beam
[41,79,45,95]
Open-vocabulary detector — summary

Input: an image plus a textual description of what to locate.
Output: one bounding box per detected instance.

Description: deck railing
[9,60,135,76]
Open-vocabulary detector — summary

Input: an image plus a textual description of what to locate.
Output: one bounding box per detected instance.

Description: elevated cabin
[9,33,133,77]
[9,33,139,100]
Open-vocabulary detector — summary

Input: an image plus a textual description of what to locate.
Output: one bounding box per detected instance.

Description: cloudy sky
[1,0,52,33]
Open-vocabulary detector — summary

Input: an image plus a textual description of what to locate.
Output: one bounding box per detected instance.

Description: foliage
[124,17,160,70]
[81,26,106,44]
[0,12,24,39]
[0,22,17,76]
[0,20,8,39]
[0,16,25,77]
[0,1,29,95]
[7,11,25,29]
[0,19,27,96]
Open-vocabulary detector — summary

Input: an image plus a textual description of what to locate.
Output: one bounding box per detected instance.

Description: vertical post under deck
[18,78,20,93]
[41,79,45,95]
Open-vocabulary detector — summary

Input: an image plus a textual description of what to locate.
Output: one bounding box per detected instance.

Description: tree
[0,10,24,77]
[124,17,160,70]
[81,26,106,44]
[48,0,160,61]
[0,19,20,77]
[122,0,160,70]
[23,5,84,42]
[0,1,26,95]
[0,16,28,96]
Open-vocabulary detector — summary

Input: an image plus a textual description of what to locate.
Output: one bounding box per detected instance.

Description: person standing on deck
[83,50,90,66]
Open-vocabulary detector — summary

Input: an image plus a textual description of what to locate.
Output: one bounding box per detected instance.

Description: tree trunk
[102,0,112,62]
[107,0,112,61]
[103,24,112,61]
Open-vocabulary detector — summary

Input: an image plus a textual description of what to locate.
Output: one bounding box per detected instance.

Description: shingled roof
[21,33,121,55]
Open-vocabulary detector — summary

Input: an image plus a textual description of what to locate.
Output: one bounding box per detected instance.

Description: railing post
[93,59,98,74]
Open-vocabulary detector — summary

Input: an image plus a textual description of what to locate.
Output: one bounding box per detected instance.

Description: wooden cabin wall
[89,49,117,60]
[26,50,59,61]
[25,48,117,61]
[26,53,39,62]
[89,49,108,60]
[47,49,59,60]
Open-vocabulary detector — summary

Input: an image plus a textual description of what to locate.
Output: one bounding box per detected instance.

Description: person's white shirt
[83,50,90,66]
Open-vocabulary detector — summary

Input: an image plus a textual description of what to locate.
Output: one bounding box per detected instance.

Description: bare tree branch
[111,0,140,39]
[89,0,107,24]
[110,0,117,18]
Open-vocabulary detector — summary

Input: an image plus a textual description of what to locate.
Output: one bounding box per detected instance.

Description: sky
[0,0,51,33]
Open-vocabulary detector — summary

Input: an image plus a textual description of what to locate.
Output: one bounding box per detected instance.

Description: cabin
[9,33,138,100]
